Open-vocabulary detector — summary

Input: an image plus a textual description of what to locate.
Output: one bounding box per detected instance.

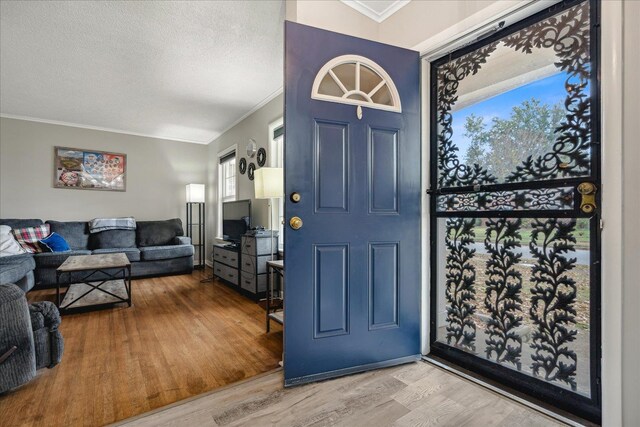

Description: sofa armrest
[29,301,64,369]
[29,301,61,331]
[173,236,192,245]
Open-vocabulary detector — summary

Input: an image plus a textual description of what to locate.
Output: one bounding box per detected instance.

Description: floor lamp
[254,168,283,261]
[186,183,205,269]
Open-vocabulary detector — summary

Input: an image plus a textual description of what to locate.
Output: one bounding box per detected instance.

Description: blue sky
[451,71,568,160]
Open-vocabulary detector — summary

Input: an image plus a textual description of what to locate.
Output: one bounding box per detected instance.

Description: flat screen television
[222,199,251,245]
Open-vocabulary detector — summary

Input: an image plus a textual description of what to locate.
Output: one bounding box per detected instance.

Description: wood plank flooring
[0,269,283,427]
[117,361,566,427]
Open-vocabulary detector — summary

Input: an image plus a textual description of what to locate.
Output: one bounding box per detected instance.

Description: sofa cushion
[46,221,90,250]
[92,248,141,262]
[90,229,136,250]
[0,254,35,284]
[173,236,191,246]
[139,245,194,261]
[136,219,183,247]
[34,250,92,268]
[0,219,43,229]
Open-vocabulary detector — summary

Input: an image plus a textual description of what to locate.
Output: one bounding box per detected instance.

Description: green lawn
[471,226,590,250]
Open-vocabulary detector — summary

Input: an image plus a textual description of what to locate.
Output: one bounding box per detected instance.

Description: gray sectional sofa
[0,218,194,292]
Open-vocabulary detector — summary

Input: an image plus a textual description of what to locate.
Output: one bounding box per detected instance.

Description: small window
[217,149,236,237]
[311,55,401,112]
[270,120,284,251]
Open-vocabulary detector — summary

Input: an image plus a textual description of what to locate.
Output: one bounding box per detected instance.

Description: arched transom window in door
[311,55,402,113]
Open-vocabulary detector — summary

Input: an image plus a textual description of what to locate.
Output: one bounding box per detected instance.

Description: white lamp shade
[254,168,283,199]
[186,183,205,203]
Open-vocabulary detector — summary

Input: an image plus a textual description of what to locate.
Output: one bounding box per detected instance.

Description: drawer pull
[222,255,227,259]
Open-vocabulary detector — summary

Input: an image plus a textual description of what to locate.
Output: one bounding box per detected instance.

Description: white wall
[206,93,283,258]
[379,0,496,49]
[286,0,378,41]
[288,0,516,51]
[622,1,640,424]
[0,117,208,227]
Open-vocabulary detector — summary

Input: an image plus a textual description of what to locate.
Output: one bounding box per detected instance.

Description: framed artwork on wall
[53,146,126,191]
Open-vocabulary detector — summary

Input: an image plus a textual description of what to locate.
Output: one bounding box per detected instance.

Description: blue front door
[284,22,421,385]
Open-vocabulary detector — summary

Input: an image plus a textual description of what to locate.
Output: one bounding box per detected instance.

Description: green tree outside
[463,98,565,181]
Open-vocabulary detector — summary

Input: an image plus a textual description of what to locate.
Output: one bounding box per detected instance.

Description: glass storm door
[284,21,421,386]
[429,0,601,422]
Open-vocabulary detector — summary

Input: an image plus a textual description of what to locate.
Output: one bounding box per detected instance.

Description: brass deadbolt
[290,192,301,203]
[577,182,597,214]
[289,216,303,230]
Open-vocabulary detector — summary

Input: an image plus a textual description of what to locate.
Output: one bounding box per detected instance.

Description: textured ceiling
[0,1,284,144]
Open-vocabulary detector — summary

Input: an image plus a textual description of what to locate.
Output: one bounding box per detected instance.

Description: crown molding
[340,0,410,23]
[0,86,284,146]
[208,86,283,144]
[0,113,210,145]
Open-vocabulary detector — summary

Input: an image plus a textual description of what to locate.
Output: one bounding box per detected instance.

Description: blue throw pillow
[39,232,71,252]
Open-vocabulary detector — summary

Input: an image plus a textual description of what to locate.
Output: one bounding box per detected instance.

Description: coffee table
[56,253,132,314]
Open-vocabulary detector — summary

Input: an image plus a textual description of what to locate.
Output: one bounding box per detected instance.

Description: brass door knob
[289,216,303,230]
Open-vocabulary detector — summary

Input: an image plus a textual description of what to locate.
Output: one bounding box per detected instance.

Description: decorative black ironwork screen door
[428,0,600,422]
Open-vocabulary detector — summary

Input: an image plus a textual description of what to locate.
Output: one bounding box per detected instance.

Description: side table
[265,259,284,332]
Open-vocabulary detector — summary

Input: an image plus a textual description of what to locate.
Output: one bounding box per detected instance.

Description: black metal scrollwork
[437,44,499,188]
[445,218,477,352]
[528,218,578,390]
[436,1,592,187]
[437,187,574,212]
[503,2,591,182]
[483,218,524,369]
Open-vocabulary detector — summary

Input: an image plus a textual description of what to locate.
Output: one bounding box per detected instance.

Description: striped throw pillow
[11,224,51,253]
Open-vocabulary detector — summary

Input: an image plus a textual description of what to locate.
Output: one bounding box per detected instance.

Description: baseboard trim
[284,354,421,387]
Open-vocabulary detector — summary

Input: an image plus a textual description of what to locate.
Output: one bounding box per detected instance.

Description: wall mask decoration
[54,146,126,191]
[247,163,256,181]
[257,147,267,167]
[239,158,247,174]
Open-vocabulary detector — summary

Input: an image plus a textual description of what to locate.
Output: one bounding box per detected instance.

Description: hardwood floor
[0,269,283,427]
[117,361,567,427]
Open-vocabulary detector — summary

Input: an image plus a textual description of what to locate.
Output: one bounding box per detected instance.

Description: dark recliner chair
[0,284,64,393]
